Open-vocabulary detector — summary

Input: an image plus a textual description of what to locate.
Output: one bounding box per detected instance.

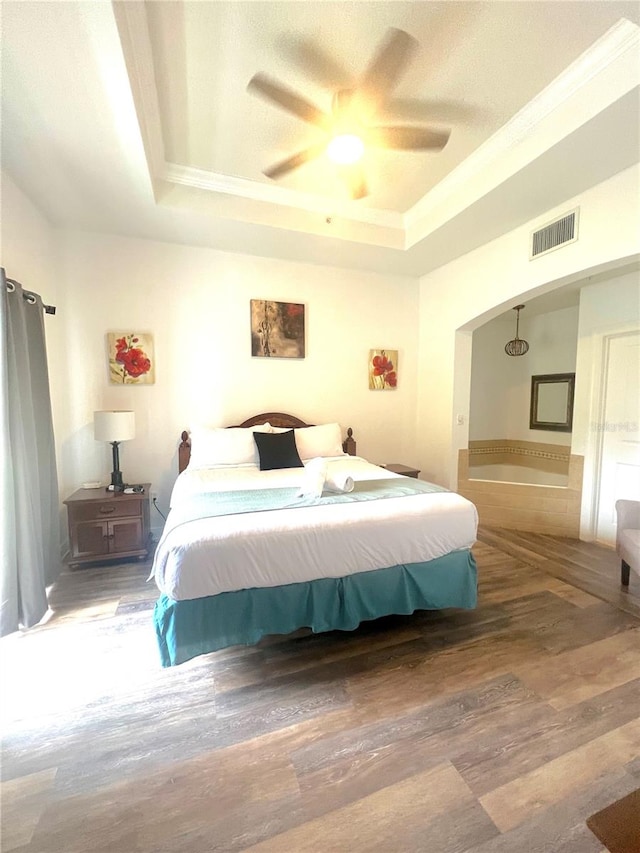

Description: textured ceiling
[2,1,639,276]
[146,0,640,210]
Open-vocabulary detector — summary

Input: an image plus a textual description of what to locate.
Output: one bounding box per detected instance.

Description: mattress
[152,456,478,602]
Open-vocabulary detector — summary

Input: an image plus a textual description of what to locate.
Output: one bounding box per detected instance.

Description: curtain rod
[6,278,56,315]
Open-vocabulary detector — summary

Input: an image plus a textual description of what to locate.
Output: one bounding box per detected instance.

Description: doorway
[594,330,640,546]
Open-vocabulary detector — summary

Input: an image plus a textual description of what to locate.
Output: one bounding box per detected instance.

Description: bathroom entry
[594,331,640,546]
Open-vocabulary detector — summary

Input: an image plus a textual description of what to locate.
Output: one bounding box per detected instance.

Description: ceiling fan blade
[278,35,352,89]
[263,144,326,179]
[369,126,451,151]
[247,74,330,129]
[339,164,368,200]
[356,28,418,114]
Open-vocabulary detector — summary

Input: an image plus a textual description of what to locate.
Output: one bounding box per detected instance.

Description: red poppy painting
[369,349,398,390]
[108,332,155,384]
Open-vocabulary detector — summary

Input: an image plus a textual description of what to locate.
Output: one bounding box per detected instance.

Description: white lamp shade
[94,410,135,443]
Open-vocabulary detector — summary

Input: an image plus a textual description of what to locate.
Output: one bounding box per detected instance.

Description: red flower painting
[369,349,398,390]
[108,332,155,384]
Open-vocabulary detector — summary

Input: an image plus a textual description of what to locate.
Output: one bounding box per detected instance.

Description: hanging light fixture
[505,304,529,356]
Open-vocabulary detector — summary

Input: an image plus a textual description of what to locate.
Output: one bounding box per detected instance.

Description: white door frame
[581,324,640,542]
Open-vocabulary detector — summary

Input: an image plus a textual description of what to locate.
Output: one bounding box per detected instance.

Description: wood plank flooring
[1,527,639,853]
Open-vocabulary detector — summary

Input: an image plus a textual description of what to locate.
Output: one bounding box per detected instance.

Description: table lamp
[94,410,135,491]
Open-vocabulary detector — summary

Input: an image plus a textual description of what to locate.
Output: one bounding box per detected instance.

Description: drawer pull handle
[99,506,116,514]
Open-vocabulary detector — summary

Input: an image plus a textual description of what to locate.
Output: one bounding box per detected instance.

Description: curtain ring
[6,280,15,293]
[25,293,37,304]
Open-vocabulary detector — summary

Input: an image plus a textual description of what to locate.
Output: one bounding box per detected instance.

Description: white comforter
[153,456,478,601]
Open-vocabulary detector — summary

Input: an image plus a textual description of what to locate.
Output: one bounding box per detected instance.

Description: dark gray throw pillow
[253,429,304,471]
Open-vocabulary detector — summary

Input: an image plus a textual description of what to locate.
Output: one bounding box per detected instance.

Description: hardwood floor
[1,527,639,852]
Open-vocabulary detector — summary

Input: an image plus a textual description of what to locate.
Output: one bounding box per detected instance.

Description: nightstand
[383,463,420,479]
[64,484,151,568]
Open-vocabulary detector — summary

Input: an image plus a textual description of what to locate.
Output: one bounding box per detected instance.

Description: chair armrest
[615,500,640,532]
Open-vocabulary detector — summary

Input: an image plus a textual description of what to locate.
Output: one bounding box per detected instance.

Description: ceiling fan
[247,28,451,200]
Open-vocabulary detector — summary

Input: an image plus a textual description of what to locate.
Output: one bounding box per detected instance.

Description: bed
[152,413,478,666]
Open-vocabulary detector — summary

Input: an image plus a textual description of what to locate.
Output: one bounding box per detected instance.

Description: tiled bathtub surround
[468,440,571,476]
[468,465,568,487]
[459,444,583,536]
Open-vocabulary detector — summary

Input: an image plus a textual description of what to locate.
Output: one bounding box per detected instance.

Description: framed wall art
[107,332,155,384]
[369,349,398,390]
[250,299,305,358]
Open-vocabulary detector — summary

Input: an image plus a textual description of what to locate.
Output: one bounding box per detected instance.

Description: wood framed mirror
[529,373,575,432]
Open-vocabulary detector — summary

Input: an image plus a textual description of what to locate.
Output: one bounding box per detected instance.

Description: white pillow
[294,423,344,460]
[188,424,272,468]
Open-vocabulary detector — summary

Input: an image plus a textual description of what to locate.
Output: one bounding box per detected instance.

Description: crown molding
[404,17,640,239]
[112,1,165,191]
[162,162,403,230]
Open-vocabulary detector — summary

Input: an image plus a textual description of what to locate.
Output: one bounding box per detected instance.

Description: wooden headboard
[178,413,356,473]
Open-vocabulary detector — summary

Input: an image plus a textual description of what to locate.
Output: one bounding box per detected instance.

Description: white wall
[469,312,522,441]
[418,163,640,487]
[3,170,420,542]
[1,174,62,417]
[470,306,579,445]
[55,230,419,529]
[1,173,70,548]
[4,162,639,547]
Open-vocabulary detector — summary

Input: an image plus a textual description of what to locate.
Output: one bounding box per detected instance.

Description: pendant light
[505,304,529,356]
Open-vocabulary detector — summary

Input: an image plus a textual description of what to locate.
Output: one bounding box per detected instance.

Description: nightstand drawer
[71,498,142,523]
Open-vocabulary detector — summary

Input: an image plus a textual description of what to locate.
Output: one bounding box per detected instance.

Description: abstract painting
[251,300,305,358]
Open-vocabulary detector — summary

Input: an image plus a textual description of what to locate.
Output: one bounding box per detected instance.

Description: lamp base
[110,473,125,492]
[110,442,125,491]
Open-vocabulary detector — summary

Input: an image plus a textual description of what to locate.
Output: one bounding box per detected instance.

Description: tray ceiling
[2,1,639,275]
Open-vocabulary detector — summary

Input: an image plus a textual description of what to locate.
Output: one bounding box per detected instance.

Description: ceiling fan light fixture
[248,28,452,197]
[327,133,365,165]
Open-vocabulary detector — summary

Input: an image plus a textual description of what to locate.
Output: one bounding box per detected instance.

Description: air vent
[530,209,579,259]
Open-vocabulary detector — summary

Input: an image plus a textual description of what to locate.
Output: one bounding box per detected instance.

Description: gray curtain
[1,268,60,636]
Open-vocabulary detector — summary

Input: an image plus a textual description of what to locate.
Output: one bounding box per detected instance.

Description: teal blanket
[164,477,448,534]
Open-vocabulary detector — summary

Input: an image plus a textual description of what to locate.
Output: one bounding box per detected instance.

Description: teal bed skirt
[154,549,477,666]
